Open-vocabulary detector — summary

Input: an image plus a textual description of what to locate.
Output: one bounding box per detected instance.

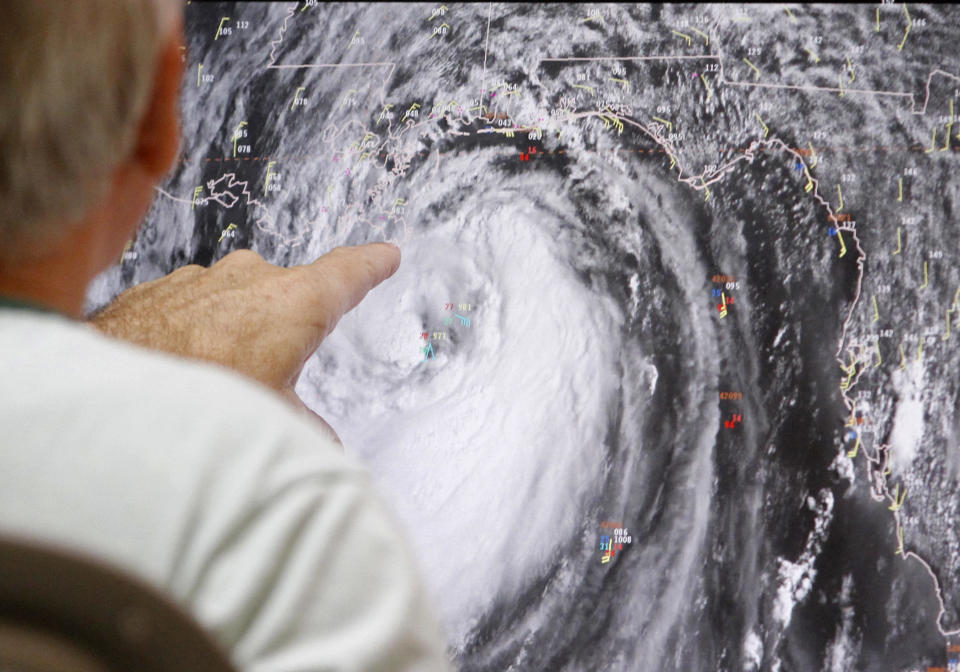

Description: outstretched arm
[89,242,401,440]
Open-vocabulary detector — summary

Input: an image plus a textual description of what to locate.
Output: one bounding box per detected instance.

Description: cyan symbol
[455,313,471,327]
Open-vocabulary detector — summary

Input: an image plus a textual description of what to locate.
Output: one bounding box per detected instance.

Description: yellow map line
[889,483,907,511]
[652,116,673,131]
[691,27,709,46]
[898,3,912,52]
[847,434,861,458]
[671,30,692,46]
[290,87,305,111]
[755,112,769,137]
[942,100,954,151]
[700,74,713,100]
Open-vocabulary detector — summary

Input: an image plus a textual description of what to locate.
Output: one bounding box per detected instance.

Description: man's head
[0,0,182,275]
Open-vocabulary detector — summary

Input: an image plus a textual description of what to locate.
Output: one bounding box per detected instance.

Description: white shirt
[0,306,453,672]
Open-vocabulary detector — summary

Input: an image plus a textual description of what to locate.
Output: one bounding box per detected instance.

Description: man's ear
[133,26,184,177]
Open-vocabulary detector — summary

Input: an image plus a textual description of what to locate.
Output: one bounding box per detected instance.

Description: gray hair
[0,0,181,262]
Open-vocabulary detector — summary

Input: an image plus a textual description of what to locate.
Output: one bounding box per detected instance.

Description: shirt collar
[0,294,72,319]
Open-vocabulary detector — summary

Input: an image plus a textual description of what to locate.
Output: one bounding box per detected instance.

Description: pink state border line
[536,51,960,638]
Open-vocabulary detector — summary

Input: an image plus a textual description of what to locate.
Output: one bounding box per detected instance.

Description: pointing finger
[296,242,402,331]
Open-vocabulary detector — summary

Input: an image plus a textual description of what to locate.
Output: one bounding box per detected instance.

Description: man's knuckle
[172,263,203,277]
[223,248,263,265]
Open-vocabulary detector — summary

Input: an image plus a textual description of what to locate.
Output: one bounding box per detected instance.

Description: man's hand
[88,244,401,441]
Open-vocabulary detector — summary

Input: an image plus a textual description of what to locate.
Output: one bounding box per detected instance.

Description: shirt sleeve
[185,456,454,672]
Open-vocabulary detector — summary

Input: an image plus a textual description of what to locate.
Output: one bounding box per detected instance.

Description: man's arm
[88,243,401,438]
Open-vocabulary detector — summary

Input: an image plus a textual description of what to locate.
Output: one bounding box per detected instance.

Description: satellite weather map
[84,2,960,670]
